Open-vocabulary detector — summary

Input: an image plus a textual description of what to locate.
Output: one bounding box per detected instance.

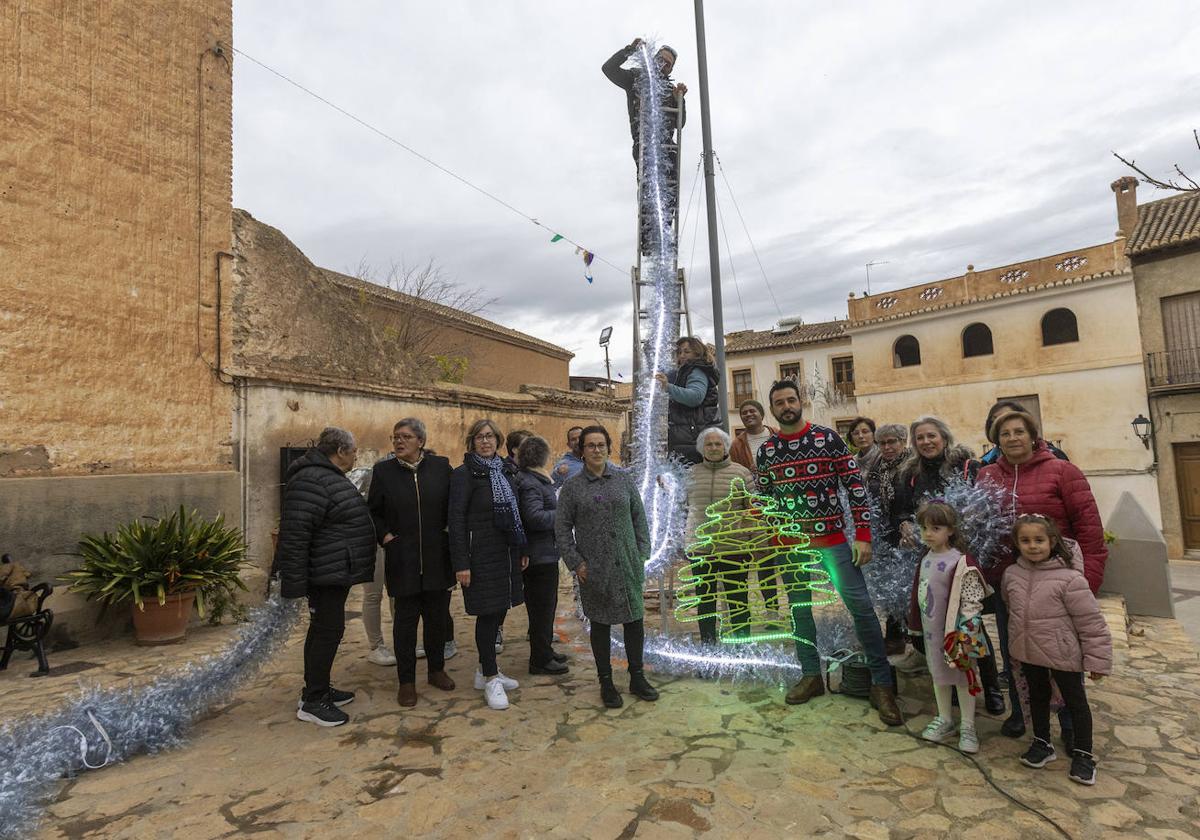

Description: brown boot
[396,683,418,707]
[869,684,903,726]
[428,671,455,692]
[785,675,825,705]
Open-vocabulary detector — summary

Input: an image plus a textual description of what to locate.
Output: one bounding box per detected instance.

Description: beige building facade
[1125,180,1200,558]
[846,189,1158,529]
[724,321,859,434]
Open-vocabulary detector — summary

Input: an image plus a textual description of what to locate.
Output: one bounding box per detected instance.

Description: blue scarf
[466,452,527,547]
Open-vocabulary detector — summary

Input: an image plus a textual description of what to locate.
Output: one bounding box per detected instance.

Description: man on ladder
[602,38,687,256]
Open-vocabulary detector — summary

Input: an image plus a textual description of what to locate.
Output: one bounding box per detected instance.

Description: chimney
[1111,176,1139,238]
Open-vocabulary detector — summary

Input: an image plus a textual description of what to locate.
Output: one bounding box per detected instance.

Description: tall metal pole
[693,0,728,428]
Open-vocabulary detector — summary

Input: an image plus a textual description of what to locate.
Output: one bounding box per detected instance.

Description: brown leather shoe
[396,683,418,707]
[869,684,903,726]
[785,675,826,705]
[427,671,455,692]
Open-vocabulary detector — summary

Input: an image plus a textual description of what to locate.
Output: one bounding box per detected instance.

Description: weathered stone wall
[239,380,628,586]
[1133,243,1200,557]
[0,1,236,476]
[231,209,572,395]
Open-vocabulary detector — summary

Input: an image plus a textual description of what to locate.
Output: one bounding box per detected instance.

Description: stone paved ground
[4,585,1200,840]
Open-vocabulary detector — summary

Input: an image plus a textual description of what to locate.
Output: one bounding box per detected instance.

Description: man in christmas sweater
[757,379,902,725]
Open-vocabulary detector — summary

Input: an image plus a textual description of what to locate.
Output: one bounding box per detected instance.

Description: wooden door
[1176,443,1200,550]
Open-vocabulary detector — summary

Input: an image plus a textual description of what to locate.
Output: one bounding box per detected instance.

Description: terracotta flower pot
[131,590,196,645]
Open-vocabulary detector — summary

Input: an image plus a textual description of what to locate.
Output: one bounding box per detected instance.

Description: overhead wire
[714,152,784,319]
[713,190,749,330]
[227,43,624,275]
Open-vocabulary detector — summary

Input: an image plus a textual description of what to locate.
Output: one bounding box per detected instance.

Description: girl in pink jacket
[1002,514,1112,786]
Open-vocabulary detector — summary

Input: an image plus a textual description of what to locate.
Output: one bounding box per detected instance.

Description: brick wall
[0,0,235,476]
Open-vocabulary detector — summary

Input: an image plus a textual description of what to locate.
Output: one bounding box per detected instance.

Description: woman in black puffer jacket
[274,427,376,727]
[512,435,569,676]
[449,418,528,710]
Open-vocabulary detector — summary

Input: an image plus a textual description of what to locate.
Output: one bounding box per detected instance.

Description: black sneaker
[296,697,349,727]
[296,687,355,709]
[629,670,659,702]
[328,687,355,707]
[1068,750,1097,785]
[1020,738,1057,768]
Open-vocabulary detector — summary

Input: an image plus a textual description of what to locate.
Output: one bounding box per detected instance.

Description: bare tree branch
[1113,130,1200,193]
[350,259,498,384]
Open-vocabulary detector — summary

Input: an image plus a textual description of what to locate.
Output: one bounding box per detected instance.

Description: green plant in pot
[63,507,250,645]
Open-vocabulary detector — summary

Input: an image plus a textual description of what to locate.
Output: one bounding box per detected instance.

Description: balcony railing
[1147,347,1200,389]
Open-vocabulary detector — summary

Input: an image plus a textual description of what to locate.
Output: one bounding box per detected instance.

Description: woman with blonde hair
[448,418,528,711]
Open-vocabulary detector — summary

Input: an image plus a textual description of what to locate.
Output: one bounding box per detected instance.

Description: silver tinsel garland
[0,593,302,838]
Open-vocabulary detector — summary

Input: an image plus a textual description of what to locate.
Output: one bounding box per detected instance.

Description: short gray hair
[696,426,731,453]
[875,423,907,442]
[316,426,355,456]
[394,417,427,444]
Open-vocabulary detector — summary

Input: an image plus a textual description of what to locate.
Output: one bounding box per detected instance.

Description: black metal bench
[0,554,54,677]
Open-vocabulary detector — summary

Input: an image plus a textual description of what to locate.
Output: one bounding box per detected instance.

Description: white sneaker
[367,645,397,666]
[921,716,957,744]
[484,676,509,710]
[444,640,458,660]
[959,725,979,754]
[474,669,519,691]
[415,644,426,659]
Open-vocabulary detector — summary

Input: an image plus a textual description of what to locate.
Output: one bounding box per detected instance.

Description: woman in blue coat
[513,435,569,676]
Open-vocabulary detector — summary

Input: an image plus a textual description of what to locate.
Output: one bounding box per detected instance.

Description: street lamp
[1131,413,1152,449]
[599,327,613,395]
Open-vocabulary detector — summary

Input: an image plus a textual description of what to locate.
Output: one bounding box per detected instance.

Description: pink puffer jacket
[1001,546,1112,675]
[977,444,1108,593]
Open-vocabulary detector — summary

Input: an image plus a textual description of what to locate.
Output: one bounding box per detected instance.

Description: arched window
[893,335,921,368]
[962,322,994,357]
[1041,308,1079,345]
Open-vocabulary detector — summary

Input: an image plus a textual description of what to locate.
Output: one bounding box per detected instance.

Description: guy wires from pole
[714,152,783,319]
[226,43,623,276]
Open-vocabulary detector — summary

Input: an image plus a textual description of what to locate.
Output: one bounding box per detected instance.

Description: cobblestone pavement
[4,585,1199,839]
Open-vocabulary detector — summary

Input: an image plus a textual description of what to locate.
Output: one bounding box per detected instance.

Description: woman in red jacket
[977,408,1108,740]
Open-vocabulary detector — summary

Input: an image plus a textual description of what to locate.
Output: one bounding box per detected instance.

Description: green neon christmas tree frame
[675,477,840,647]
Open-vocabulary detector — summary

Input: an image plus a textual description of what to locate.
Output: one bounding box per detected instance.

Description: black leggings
[474,610,506,677]
[303,585,349,702]
[1025,665,1093,753]
[590,619,645,678]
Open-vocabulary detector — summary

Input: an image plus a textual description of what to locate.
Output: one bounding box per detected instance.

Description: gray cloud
[233,0,1200,377]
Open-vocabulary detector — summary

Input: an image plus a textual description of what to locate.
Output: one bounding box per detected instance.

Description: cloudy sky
[232,1,1199,378]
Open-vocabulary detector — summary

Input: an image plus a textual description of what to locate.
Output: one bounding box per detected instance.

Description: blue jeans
[786,542,892,687]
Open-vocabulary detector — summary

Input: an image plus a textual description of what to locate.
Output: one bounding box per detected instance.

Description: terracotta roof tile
[1129,191,1200,256]
[725,320,847,353]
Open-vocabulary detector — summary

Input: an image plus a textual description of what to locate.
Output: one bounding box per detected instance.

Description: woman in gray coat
[556,425,658,708]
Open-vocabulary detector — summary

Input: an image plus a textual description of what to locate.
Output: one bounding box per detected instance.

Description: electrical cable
[227,44,624,276]
[888,710,1075,839]
[678,157,703,244]
[714,153,784,319]
[713,191,749,330]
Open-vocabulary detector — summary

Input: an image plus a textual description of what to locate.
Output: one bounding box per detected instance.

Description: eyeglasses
[878,439,902,446]
[392,434,419,442]
[474,432,497,442]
